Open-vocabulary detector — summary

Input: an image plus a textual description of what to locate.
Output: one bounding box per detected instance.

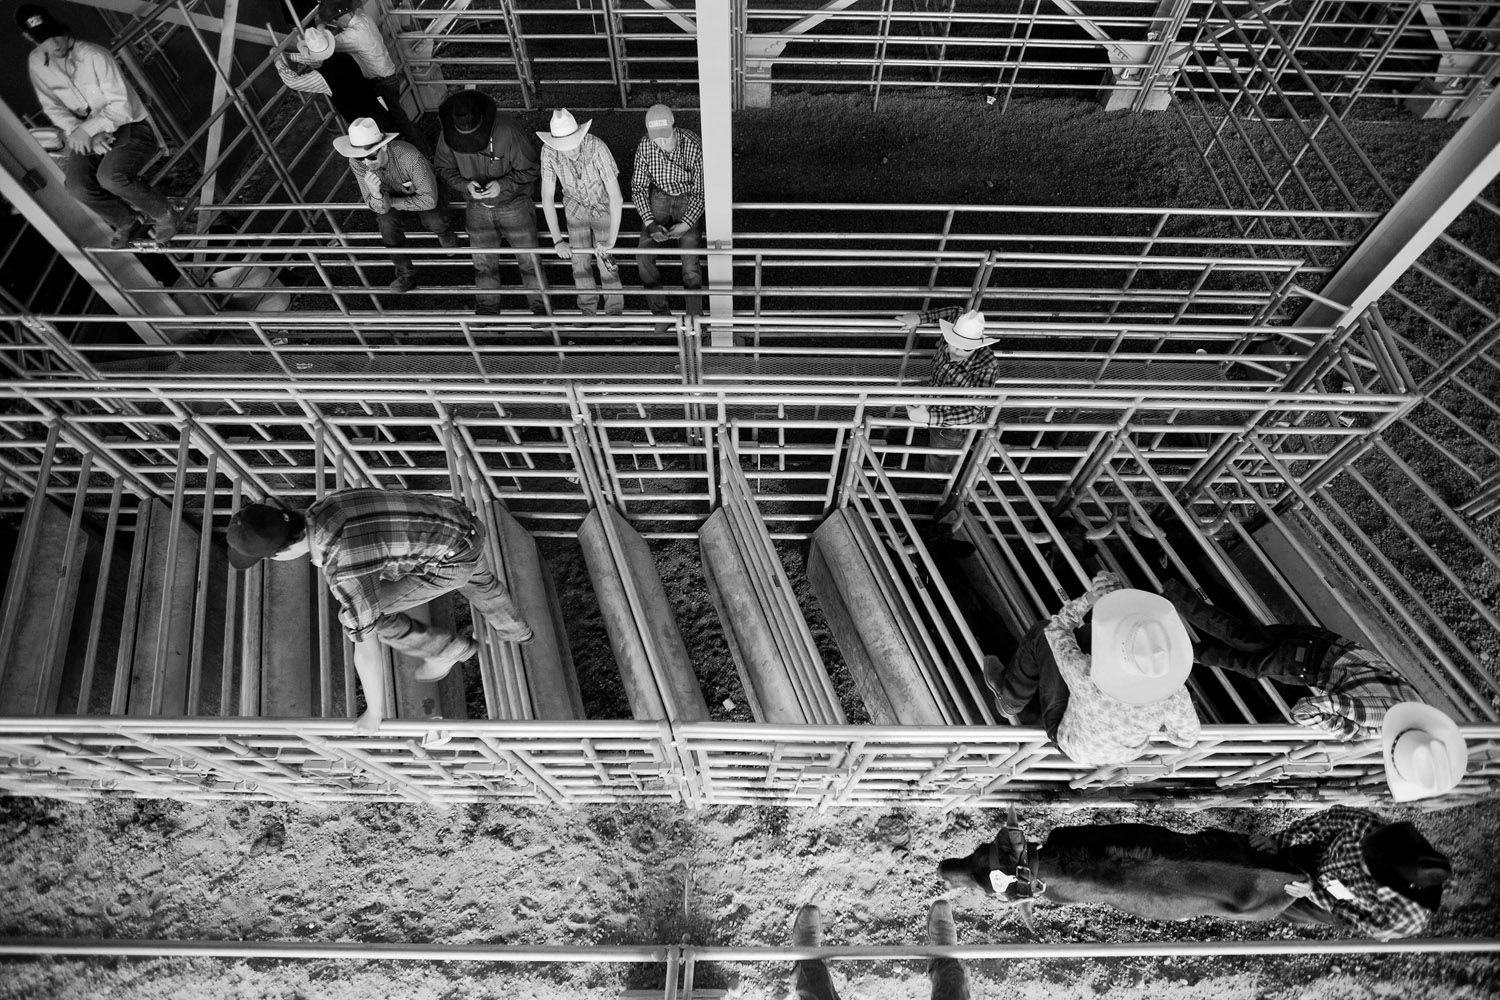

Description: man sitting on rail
[276,26,396,135]
[985,570,1201,765]
[226,489,533,733]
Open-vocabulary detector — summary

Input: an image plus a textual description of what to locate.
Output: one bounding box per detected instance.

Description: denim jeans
[466,196,543,314]
[375,207,456,279]
[793,959,969,1000]
[63,120,171,233]
[924,425,971,476]
[370,74,428,156]
[367,534,530,657]
[1161,580,1342,683]
[566,207,624,315]
[634,189,702,316]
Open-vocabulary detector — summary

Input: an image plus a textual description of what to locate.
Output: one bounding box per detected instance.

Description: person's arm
[602,158,623,250]
[1045,571,1124,687]
[670,131,705,233]
[276,56,333,97]
[387,149,438,212]
[1272,805,1365,851]
[1289,695,1364,741]
[433,140,469,199]
[31,63,85,133]
[351,636,387,733]
[352,160,387,213]
[540,157,569,258]
[491,121,539,205]
[1160,689,1202,748]
[897,304,966,332]
[631,139,654,230]
[73,45,138,136]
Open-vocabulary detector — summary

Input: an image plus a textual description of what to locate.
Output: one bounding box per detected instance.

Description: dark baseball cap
[16,4,67,42]
[226,503,296,570]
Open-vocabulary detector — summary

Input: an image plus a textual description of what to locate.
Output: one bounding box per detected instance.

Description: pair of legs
[467,197,543,315]
[63,120,175,242]
[565,206,624,315]
[1161,579,1343,684]
[635,189,702,317]
[375,207,457,292]
[791,901,969,1000]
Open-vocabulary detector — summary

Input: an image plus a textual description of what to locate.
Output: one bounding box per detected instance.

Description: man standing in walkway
[632,104,704,322]
[435,90,544,317]
[316,0,426,152]
[226,489,533,733]
[335,117,456,294]
[900,307,999,477]
[539,108,624,316]
[276,26,395,133]
[18,3,180,247]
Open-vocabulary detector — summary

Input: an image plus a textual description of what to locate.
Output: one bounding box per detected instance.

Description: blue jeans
[794,959,969,1000]
[368,533,530,655]
[376,207,456,279]
[63,120,171,232]
[924,425,971,476]
[634,189,702,316]
[466,197,543,315]
[566,207,624,314]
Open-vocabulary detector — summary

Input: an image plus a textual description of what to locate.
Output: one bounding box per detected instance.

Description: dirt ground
[1,795,1497,999]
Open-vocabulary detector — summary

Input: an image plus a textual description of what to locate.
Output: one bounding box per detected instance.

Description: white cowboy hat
[1383,702,1466,802]
[333,117,399,158]
[298,26,335,60]
[939,310,999,351]
[1089,589,1193,704]
[537,108,592,151]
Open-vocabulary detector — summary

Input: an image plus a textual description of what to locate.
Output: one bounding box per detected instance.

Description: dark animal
[939,821,1310,925]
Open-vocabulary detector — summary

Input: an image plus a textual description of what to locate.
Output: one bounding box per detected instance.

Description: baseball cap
[646,104,674,140]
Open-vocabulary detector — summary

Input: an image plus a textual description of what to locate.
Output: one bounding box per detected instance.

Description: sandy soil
[2,795,1497,999]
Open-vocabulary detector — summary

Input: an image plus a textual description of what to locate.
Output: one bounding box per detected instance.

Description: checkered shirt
[1274,806,1435,939]
[631,128,704,228]
[305,489,479,640]
[350,140,440,212]
[1292,642,1422,741]
[924,341,1002,427]
[542,134,619,218]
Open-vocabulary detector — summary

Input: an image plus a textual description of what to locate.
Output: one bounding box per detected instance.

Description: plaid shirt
[305,489,479,640]
[1274,806,1435,939]
[350,140,440,213]
[925,342,1002,427]
[542,134,619,217]
[631,128,704,228]
[1293,642,1421,741]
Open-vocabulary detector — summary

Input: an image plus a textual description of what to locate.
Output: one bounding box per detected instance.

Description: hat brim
[334,131,399,158]
[939,317,999,350]
[1089,589,1193,704]
[1383,702,1467,802]
[227,545,268,571]
[537,118,591,150]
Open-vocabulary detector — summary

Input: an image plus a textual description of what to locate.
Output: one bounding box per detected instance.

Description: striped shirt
[350,140,440,213]
[631,128,704,227]
[1293,642,1422,741]
[542,134,619,217]
[330,12,396,79]
[1273,806,1434,939]
[1047,577,1201,765]
[305,489,479,640]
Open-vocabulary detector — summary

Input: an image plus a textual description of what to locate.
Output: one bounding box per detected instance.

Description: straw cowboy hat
[333,117,399,158]
[297,26,335,61]
[1383,702,1466,802]
[1089,589,1193,704]
[939,310,999,351]
[537,108,592,151]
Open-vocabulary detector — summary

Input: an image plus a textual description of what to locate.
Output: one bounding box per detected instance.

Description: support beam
[742,0,867,106]
[59,0,274,46]
[1296,85,1500,331]
[197,0,243,220]
[696,0,733,336]
[0,98,186,342]
[640,0,695,34]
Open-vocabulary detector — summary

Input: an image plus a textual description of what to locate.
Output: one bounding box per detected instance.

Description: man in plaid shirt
[899,305,1000,476]
[334,118,456,295]
[1267,805,1449,939]
[632,104,704,321]
[1162,579,1422,740]
[227,489,532,733]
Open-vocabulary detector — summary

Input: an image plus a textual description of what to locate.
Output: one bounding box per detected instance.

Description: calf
[939,822,1310,925]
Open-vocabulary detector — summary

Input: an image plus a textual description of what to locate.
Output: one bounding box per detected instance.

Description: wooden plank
[128,499,200,716]
[491,500,583,720]
[0,500,88,714]
[259,556,318,717]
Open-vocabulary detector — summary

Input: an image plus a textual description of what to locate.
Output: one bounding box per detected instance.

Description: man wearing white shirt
[315,0,426,153]
[18,3,178,247]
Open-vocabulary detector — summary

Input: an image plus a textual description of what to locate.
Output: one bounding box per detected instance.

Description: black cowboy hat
[1363,821,1451,910]
[438,90,497,155]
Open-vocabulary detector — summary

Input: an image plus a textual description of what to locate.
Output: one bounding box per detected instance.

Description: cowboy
[18,3,180,247]
[434,90,544,317]
[275,26,395,132]
[790,900,970,1000]
[334,117,456,295]
[985,570,1201,765]
[226,489,533,733]
[1161,579,1434,742]
[539,109,624,316]
[1266,800,1456,939]
[901,307,999,477]
[631,104,704,322]
[315,0,426,152]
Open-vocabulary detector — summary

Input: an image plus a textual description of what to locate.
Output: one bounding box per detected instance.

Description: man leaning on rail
[226,489,533,733]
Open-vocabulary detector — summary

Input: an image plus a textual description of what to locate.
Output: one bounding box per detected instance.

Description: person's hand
[89,132,115,155]
[65,127,92,154]
[906,403,930,423]
[361,172,384,200]
[1086,569,1123,602]
[667,221,692,239]
[552,235,572,260]
[1249,833,1276,853]
[1284,880,1313,899]
[476,180,501,201]
[646,222,670,244]
[897,311,922,333]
